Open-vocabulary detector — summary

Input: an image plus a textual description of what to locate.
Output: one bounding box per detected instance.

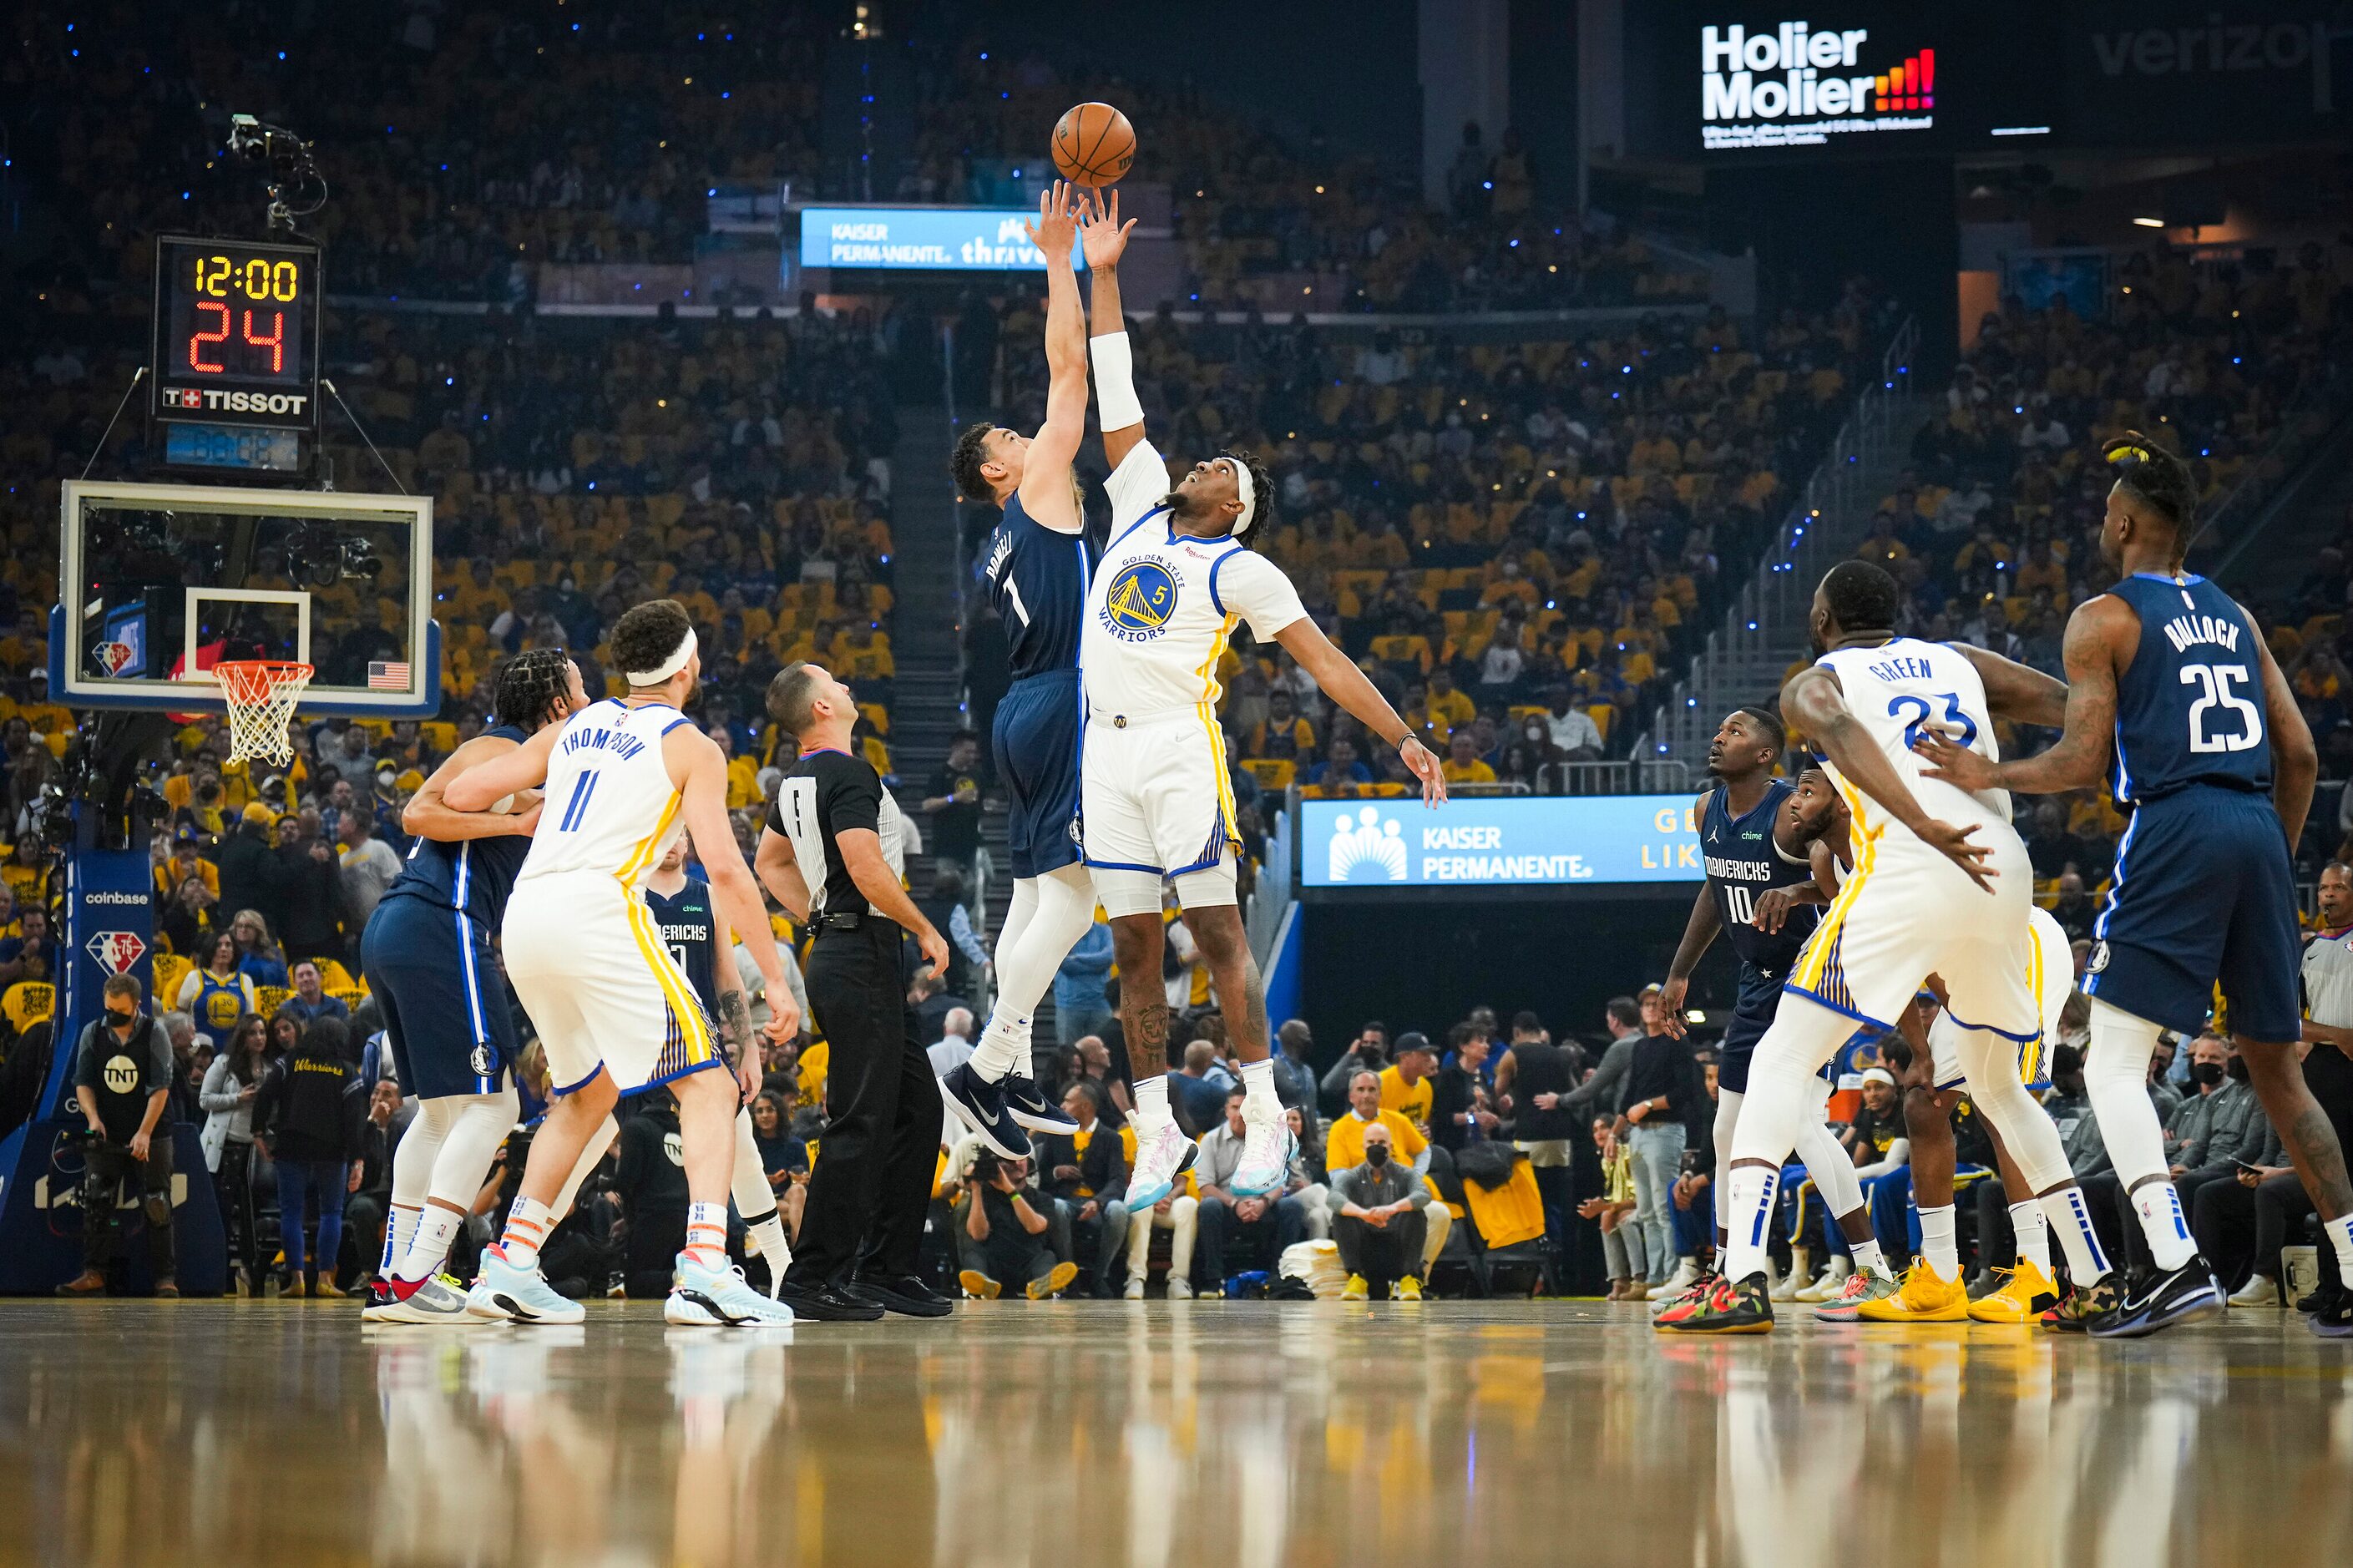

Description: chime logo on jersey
[1101,559,1179,640]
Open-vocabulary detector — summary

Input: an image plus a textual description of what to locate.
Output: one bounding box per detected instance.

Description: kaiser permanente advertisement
[797,206,1085,271]
[1300,797,1703,890]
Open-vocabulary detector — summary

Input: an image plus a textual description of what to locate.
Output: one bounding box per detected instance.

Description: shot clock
[150,235,322,432]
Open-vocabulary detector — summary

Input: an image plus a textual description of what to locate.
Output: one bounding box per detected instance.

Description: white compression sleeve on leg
[551,1114,620,1222]
[1951,1027,2075,1193]
[1089,331,1144,432]
[973,863,1096,1082]
[2083,996,2195,1269]
[1793,1075,1865,1221]
[730,1108,777,1220]
[1722,996,1856,1282]
[392,1097,454,1207]
[1713,1088,1743,1237]
[424,1088,521,1211]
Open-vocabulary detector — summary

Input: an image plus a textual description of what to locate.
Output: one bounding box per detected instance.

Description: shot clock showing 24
[149,234,322,432]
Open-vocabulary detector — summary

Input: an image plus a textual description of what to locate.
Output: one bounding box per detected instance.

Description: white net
[215,660,314,768]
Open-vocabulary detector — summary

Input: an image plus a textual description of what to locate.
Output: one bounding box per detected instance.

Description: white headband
[628,627,697,686]
[1225,455,1256,536]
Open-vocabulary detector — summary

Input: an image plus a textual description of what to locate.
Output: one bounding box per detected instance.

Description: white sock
[2131,1180,2198,1271]
[685,1201,729,1269]
[2010,1200,2052,1275]
[1723,1165,1781,1283]
[1849,1235,1887,1275]
[1238,1058,1278,1122]
[498,1196,555,1270]
[2041,1185,2113,1284]
[1134,1073,1172,1131]
[1917,1203,1958,1279]
[743,1209,792,1292]
[396,1206,461,1284]
[381,1203,421,1276]
[969,1014,1030,1082]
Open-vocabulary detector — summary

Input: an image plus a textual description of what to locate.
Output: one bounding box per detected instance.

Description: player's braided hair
[493,648,577,731]
[951,422,1000,503]
[2103,429,2199,533]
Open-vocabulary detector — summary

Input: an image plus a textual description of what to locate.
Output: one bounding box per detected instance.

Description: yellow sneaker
[1340,1274,1369,1302]
[1394,1275,1424,1302]
[1855,1259,1968,1322]
[1027,1262,1080,1300]
[958,1269,1002,1301]
[1966,1259,2060,1323]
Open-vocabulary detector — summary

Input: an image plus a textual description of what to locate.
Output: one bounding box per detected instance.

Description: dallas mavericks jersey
[1814,638,2009,832]
[519,700,694,889]
[645,871,723,1017]
[2104,573,2271,804]
[983,490,1091,680]
[381,723,532,927]
[1702,779,1818,981]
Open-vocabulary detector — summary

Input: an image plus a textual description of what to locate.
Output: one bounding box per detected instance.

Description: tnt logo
[86,930,148,975]
[102,1054,141,1095]
[1328,807,1408,883]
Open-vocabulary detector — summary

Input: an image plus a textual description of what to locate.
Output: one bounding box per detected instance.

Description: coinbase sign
[798,208,1084,271]
[1302,796,1704,888]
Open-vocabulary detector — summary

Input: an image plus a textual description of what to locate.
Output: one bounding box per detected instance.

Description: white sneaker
[1232,1115,1294,1198]
[370,1273,483,1325]
[1659,1257,1701,1297]
[1125,1120,1199,1209]
[666,1255,797,1327]
[1796,1257,1853,1303]
[2229,1274,2280,1308]
[1166,1277,1194,1300]
[1770,1264,1805,1302]
[1122,1277,1145,1300]
[465,1252,584,1325]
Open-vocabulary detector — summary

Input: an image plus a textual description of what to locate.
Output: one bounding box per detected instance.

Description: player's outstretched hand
[917,923,953,980]
[1912,731,1995,792]
[1077,186,1136,270]
[1399,736,1448,807]
[1657,977,1688,1039]
[1915,817,1996,893]
[1025,179,1081,255]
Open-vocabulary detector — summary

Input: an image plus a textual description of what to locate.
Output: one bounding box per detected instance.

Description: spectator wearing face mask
[1328,1121,1430,1300]
[55,975,180,1297]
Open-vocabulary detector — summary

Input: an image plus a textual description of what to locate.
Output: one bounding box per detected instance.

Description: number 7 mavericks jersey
[517,699,695,890]
[2103,572,2270,805]
[983,490,1091,680]
[1812,637,2009,839]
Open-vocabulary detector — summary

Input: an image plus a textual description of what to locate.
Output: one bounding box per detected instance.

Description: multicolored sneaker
[1812,1263,1901,1323]
[1650,1268,1721,1328]
[2040,1274,2123,1333]
[465,1252,585,1325]
[665,1255,797,1327]
[1232,1115,1296,1198]
[1966,1260,2060,1324]
[371,1273,481,1325]
[1125,1120,1200,1209]
[1856,1258,1970,1323]
[1657,1270,1774,1334]
[361,1274,423,1322]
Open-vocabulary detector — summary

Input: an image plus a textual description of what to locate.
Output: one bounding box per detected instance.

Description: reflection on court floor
[0,1302,2347,1565]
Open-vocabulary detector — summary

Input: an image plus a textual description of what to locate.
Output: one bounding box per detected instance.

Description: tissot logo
[1700,19,1937,149]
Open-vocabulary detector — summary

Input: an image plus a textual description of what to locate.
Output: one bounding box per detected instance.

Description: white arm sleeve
[1103,438,1170,529]
[1090,331,1144,432]
[1212,551,1308,642]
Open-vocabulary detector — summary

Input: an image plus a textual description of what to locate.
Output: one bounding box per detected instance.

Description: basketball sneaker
[939,1063,1032,1160]
[1002,1075,1080,1136]
[959,1269,1002,1301]
[361,1275,423,1322]
[1812,1262,1900,1323]
[1650,1267,1721,1328]
[1394,1275,1424,1302]
[2309,1288,2353,1338]
[1856,1258,1969,1323]
[372,1273,481,1326]
[1232,1115,1295,1198]
[1657,1271,1774,1334]
[1794,1256,1852,1303]
[1966,1260,2060,1324]
[1025,1262,1080,1301]
[666,1255,797,1327]
[2039,1274,2123,1333]
[1126,1121,1200,1208]
[2087,1257,2225,1339]
[1340,1274,1369,1302]
[466,1253,585,1325]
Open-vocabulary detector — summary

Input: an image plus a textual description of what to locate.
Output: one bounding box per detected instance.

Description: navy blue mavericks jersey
[983,489,1093,680]
[645,870,725,1020]
[1701,779,1819,983]
[378,723,533,928]
[2106,572,2273,805]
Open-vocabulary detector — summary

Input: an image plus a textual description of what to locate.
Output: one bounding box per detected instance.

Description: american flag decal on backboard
[368,661,412,690]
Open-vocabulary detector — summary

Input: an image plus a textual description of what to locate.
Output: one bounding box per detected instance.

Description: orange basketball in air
[1051,102,1135,187]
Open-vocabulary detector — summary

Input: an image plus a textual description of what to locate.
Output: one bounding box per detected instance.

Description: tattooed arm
[714,923,759,1101]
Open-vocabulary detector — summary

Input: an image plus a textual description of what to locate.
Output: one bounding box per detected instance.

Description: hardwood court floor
[1,1297,2348,1566]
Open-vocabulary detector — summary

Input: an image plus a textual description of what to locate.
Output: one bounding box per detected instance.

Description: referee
[757,662,954,1322]
[2295,861,2353,1331]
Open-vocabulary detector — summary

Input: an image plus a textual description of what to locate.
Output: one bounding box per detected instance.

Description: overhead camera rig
[225,114,326,237]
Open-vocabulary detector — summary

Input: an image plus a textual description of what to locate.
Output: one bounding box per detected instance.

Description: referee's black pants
[787,921,943,1289]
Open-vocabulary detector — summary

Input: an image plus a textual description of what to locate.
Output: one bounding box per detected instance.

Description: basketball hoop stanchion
[213,660,314,766]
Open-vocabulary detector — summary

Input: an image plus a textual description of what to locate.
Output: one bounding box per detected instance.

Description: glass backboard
[53,480,439,716]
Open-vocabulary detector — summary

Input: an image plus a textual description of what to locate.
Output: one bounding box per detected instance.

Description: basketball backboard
[52,479,439,716]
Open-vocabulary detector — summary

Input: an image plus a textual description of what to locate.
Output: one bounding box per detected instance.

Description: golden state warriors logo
[1101,558,1179,643]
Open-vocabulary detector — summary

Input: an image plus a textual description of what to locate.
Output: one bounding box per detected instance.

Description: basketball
[1051,101,1134,187]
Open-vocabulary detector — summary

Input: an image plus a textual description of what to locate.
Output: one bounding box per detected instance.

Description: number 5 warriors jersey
[2081,573,2300,1040]
[502,700,721,1096]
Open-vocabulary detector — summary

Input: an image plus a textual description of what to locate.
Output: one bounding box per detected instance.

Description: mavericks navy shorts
[992,668,1083,881]
[362,893,518,1100]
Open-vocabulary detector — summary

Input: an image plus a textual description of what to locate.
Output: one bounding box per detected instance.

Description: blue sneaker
[2087,1256,2225,1339]
[666,1255,797,1327]
[1003,1074,1080,1136]
[1232,1116,1295,1198]
[940,1063,1031,1159]
[465,1252,585,1325]
[1126,1120,1199,1209]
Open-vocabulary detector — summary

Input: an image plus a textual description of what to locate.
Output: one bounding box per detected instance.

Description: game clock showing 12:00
[150,235,322,432]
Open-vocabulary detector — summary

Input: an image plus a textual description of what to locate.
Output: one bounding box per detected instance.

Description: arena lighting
[2132,215,2167,228]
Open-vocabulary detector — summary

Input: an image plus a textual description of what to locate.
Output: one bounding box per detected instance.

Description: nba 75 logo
[86,930,148,975]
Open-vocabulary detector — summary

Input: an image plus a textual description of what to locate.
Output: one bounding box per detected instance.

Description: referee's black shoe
[2087,1255,2225,1339]
[847,1272,955,1318]
[1004,1074,1080,1136]
[942,1063,1032,1158]
[772,1279,888,1323]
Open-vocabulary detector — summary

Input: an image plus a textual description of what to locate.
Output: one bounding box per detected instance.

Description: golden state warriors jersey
[518,699,694,890]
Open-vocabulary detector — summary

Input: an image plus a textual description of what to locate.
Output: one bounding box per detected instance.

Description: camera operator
[57,975,180,1297]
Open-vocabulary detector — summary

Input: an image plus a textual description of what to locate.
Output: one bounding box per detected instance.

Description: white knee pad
[392,1096,458,1206]
[1950,1027,2073,1194]
[426,1089,519,1210]
[2083,998,2171,1190]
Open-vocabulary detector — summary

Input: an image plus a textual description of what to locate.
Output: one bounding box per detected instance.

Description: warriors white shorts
[1927,904,2074,1092]
[503,871,721,1095]
[1080,706,1240,918]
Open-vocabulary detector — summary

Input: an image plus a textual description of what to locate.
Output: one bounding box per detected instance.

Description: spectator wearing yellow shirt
[154,829,220,901]
[709,724,763,808]
[1378,1035,1439,1132]
[1441,731,1496,786]
[1424,666,1477,731]
[1245,689,1316,761]
[1369,615,1434,678]
[1326,1072,1430,1173]
[2014,538,2068,597]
